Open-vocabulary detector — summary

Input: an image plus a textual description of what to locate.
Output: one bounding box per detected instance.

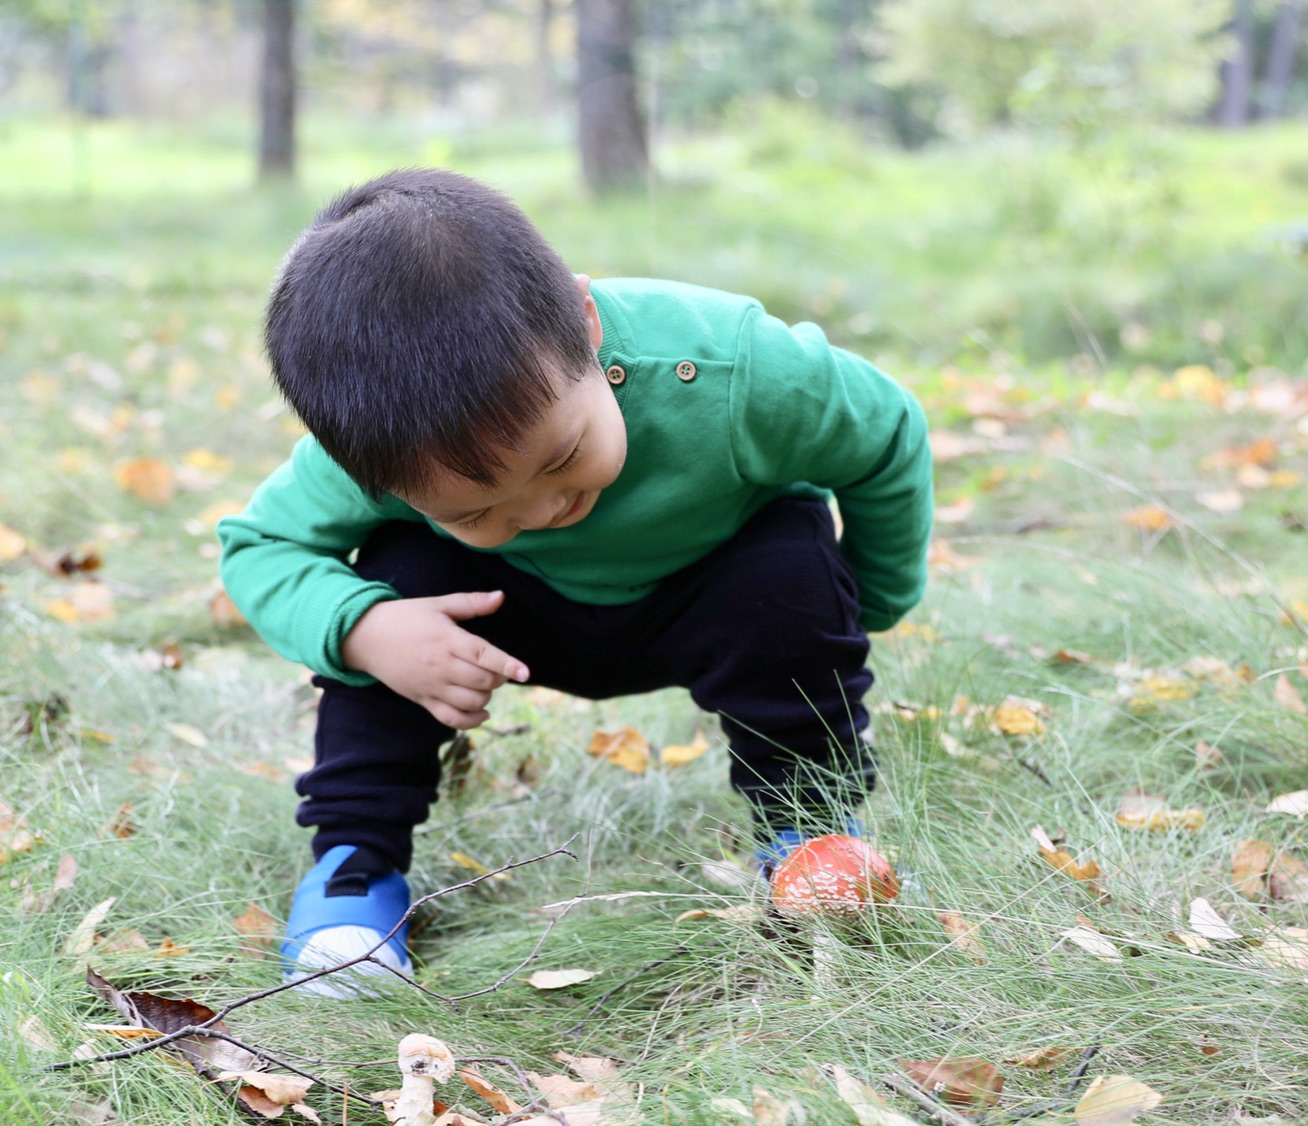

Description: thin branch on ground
[45,838,579,1074]
[880,1073,975,1126]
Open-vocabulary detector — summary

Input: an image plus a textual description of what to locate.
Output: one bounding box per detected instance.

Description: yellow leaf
[183,449,235,474]
[585,726,650,773]
[1169,363,1226,405]
[992,696,1048,736]
[1128,676,1195,711]
[113,458,176,505]
[1115,790,1204,832]
[1003,1047,1068,1071]
[233,902,278,958]
[47,581,116,624]
[449,850,510,880]
[154,935,190,958]
[660,731,710,767]
[197,500,244,529]
[0,522,26,562]
[1122,506,1171,533]
[64,897,116,956]
[1074,1074,1163,1125]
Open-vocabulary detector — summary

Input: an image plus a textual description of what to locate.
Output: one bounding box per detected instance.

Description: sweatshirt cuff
[312,583,401,685]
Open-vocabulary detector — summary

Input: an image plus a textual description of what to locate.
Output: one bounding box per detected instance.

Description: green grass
[2,113,1308,1124]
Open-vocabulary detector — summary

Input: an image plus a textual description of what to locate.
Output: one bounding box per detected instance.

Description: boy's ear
[573,273,603,351]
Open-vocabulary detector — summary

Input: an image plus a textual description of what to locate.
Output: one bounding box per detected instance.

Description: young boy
[217,168,933,992]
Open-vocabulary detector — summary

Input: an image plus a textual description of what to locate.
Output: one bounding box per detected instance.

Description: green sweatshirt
[218,278,934,686]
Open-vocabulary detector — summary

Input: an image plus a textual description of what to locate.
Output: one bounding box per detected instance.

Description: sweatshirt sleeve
[727,305,934,633]
[216,437,425,683]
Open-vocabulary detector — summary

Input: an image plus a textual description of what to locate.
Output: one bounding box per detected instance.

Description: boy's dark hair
[264,168,596,496]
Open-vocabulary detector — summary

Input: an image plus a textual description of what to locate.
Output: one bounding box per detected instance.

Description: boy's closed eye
[549,443,582,474]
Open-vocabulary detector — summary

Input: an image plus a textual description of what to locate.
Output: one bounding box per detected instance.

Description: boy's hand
[340,593,530,730]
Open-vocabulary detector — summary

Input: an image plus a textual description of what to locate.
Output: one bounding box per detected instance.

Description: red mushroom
[770,834,899,916]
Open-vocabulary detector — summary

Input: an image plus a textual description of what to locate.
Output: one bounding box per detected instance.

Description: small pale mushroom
[388,1034,456,1126]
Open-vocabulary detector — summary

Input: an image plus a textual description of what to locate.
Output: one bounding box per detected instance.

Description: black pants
[297,497,876,870]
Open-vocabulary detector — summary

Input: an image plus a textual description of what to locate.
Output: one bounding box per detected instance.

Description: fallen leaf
[674,904,763,925]
[1003,1047,1068,1071]
[1122,506,1172,534]
[1061,925,1122,960]
[1266,790,1308,818]
[1127,676,1196,711]
[65,898,117,956]
[209,589,247,627]
[1169,363,1226,405]
[1196,489,1243,515]
[1233,839,1274,899]
[457,1067,520,1114]
[233,902,278,958]
[585,726,650,773]
[0,522,26,562]
[1273,673,1307,715]
[154,935,190,958]
[113,458,175,504]
[1253,927,1308,975]
[992,696,1048,736]
[105,802,136,839]
[898,1057,1004,1107]
[827,1065,919,1126]
[1115,790,1204,832]
[660,731,710,767]
[20,1014,59,1052]
[47,580,116,623]
[528,1071,599,1107]
[165,722,208,748]
[1195,741,1222,771]
[753,1086,797,1126]
[1073,1074,1163,1124]
[217,1071,316,1121]
[94,931,151,954]
[928,539,978,574]
[449,851,510,880]
[1188,898,1240,941]
[87,968,259,1073]
[526,968,600,990]
[68,1096,119,1124]
[937,911,986,962]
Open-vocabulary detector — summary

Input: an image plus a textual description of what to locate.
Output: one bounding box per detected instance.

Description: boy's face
[400,362,628,549]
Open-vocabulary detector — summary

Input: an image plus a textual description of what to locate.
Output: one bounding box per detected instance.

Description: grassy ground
[2,114,1307,1124]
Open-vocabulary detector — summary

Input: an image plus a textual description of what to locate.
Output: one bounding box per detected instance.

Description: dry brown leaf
[752,1086,794,1125]
[210,589,247,628]
[1266,790,1308,818]
[154,935,189,958]
[1039,846,1102,883]
[1273,673,1307,715]
[95,930,151,954]
[106,802,136,839]
[585,726,650,773]
[457,1067,520,1114]
[233,902,278,958]
[937,911,986,962]
[1073,1074,1162,1125]
[217,1071,316,1121]
[113,458,176,504]
[1233,839,1274,899]
[19,1014,59,1053]
[827,1065,919,1126]
[87,968,259,1074]
[1003,1047,1068,1071]
[1115,790,1204,832]
[526,968,599,990]
[898,1057,1004,1107]
[659,731,710,767]
[528,1071,599,1108]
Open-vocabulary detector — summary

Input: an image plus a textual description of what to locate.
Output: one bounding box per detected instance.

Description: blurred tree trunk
[1218,0,1256,128]
[577,0,648,192]
[1260,1,1303,119]
[259,0,296,180]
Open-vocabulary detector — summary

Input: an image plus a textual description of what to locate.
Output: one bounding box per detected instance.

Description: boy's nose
[517,494,567,531]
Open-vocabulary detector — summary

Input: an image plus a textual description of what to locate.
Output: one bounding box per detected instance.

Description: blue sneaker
[281,844,414,997]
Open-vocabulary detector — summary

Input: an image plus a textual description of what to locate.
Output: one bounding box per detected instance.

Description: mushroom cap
[396,1033,456,1083]
[770,834,899,916]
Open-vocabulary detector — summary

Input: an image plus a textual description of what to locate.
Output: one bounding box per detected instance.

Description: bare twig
[880,1073,975,1126]
[46,838,579,1073]
[442,906,575,1003]
[997,1043,1101,1122]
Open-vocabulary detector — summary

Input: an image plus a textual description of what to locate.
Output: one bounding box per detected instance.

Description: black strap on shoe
[325,844,394,897]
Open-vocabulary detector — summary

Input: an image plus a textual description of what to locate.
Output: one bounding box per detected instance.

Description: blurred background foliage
[0,0,1305,373]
